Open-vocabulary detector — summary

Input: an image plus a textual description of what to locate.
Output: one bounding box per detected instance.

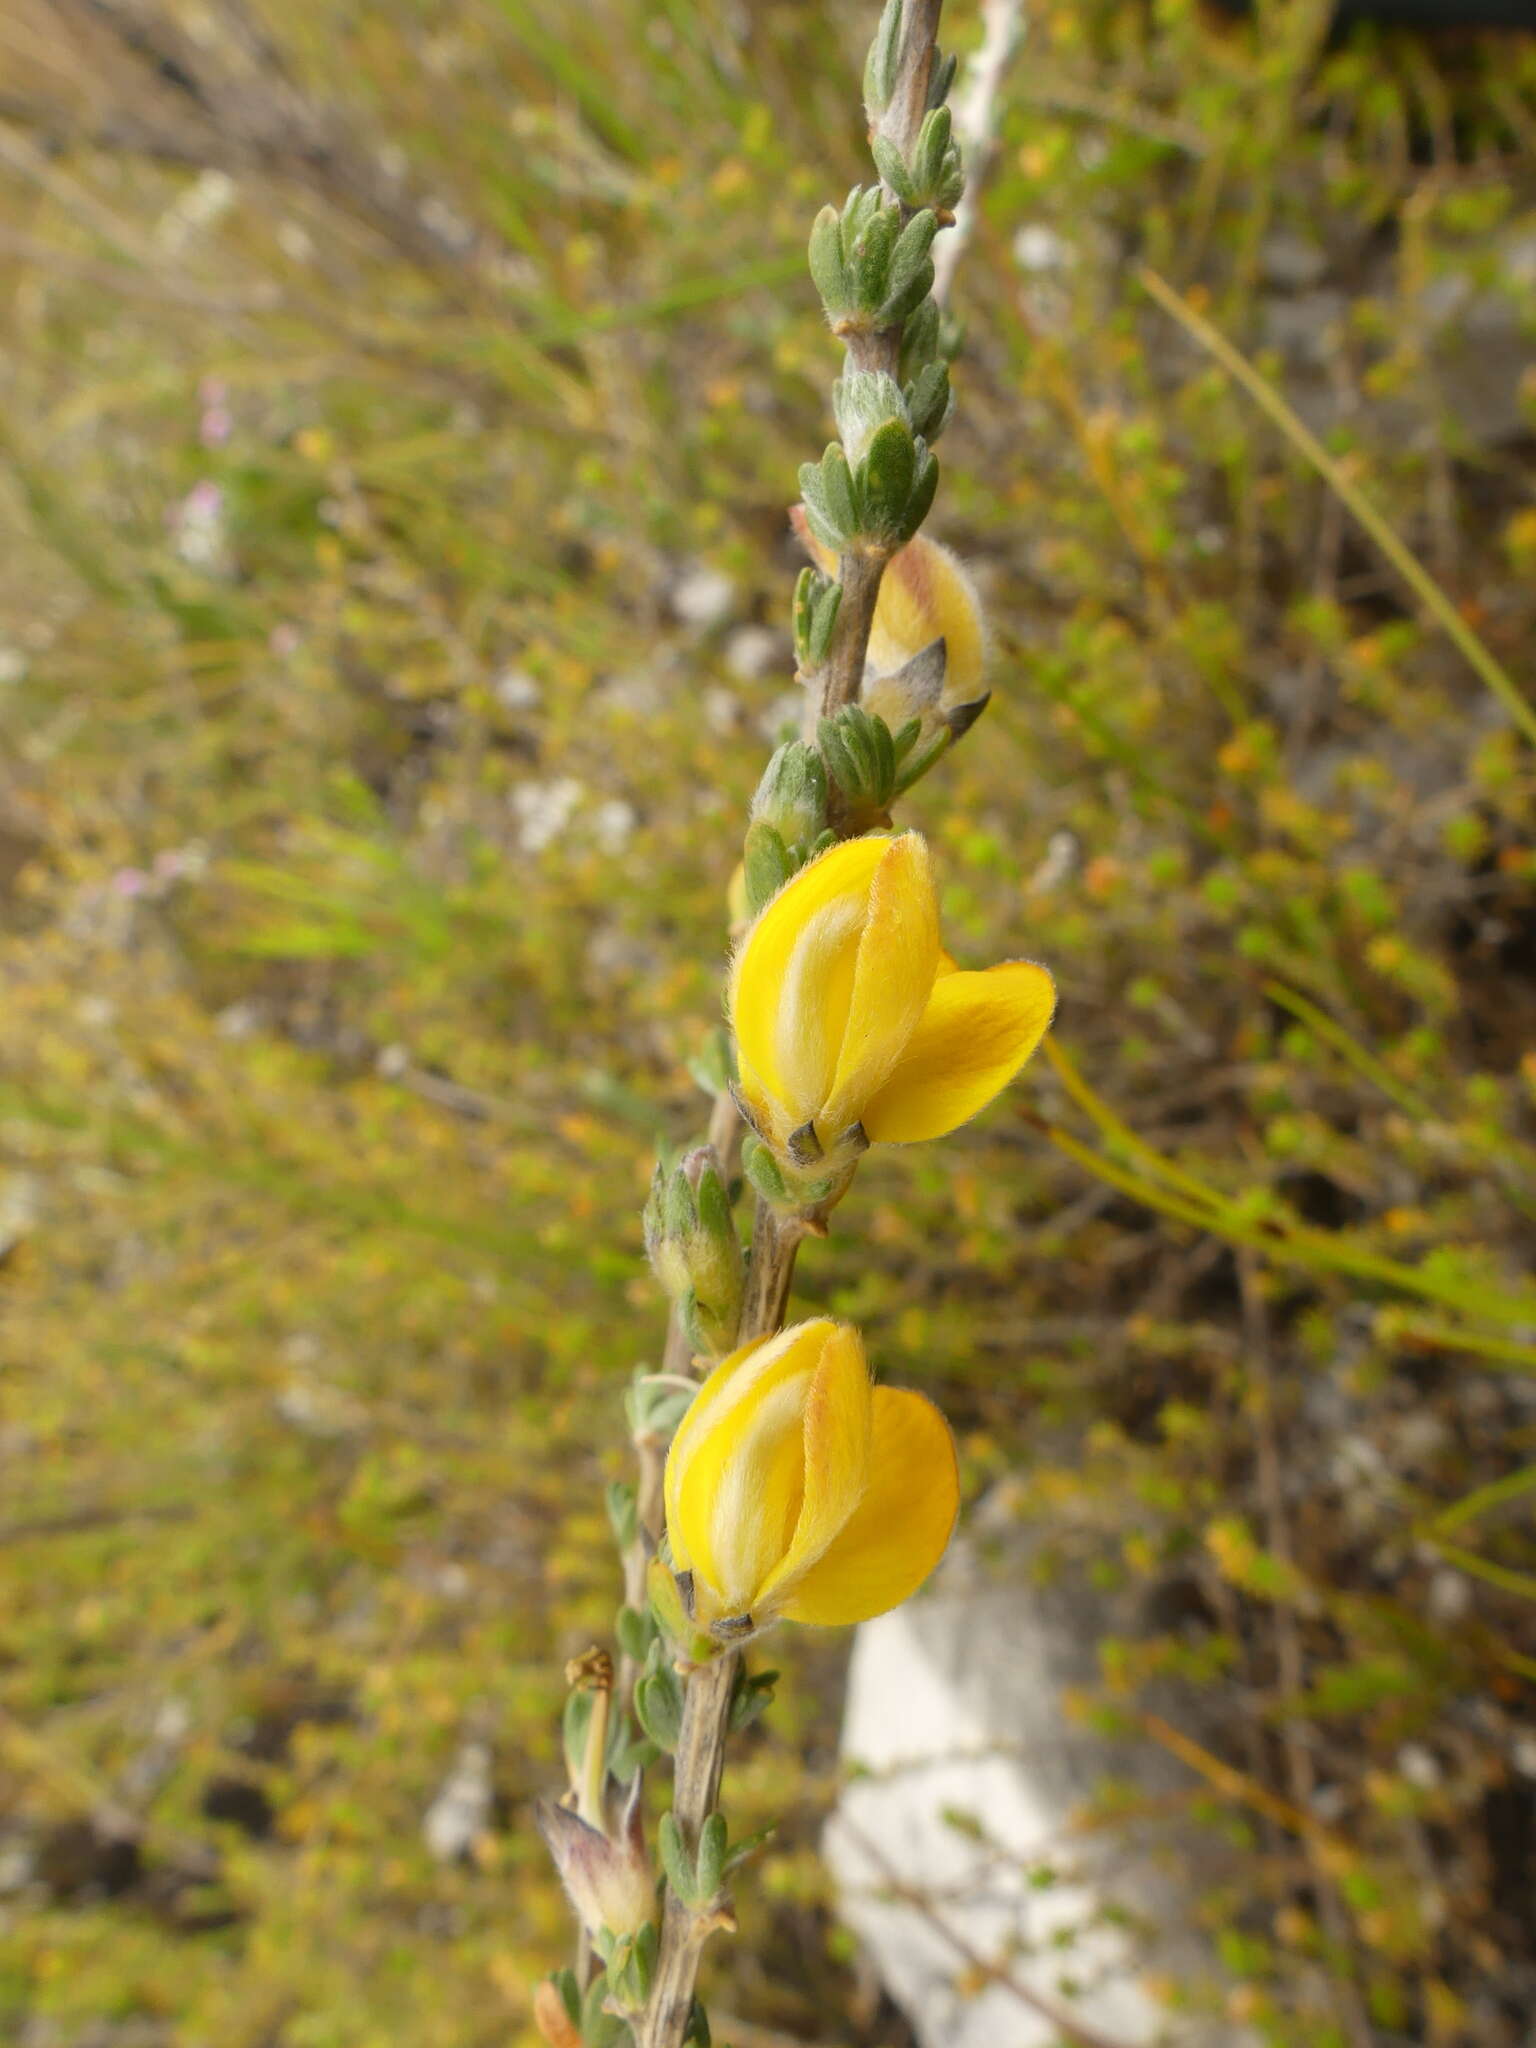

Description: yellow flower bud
[793,510,988,725]
[663,1317,958,1635]
[729,831,1054,1164]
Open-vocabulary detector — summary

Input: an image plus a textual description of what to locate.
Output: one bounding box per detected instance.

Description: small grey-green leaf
[880,257,934,328]
[741,1134,789,1206]
[808,578,842,664]
[863,0,903,118]
[860,418,917,535]
[913,105,951,192]
[893,726,952,796]
[817,444,859,540]
[606,1478,638,1552]
[695,1811,728,1901]
[849,202,898,315]
[818,718,863,802]
[871,133,915,205]
[891,716,923,763]
[869,712,897,797]
[899,296,941,379]
[663,1164,696,1242]
[898,444,939,543]
[798,461,850,555]
[721,1823,776,1878]
[615,1602,652,1662]
[883,209,938,312]
[742,820,793,916]
[807,204,849,316]
[638,1667,685,1754]
[694,1160,733,1239]
[658,1811,694,1901]
[905,361,952,443]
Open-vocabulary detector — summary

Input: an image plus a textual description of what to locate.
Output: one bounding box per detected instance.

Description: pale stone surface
[825,1521,1242,2048]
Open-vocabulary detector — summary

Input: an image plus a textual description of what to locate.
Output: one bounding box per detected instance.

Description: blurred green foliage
[3,1,1536,2043]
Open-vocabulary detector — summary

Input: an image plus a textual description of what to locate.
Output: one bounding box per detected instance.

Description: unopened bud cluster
[742,741,833,916]
[643,1145,743,1358]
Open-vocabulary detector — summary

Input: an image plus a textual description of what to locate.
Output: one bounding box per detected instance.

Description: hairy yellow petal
[820,834,939,1140]
[866,535,987,706]
[665,1321,830,1599]
[778,1387,958,1627]
[861,960,1056,1144]
[755,1323,871,1611]
[734,1049,781,1151]
[771,894,864,1130]
[729,837,889,1126]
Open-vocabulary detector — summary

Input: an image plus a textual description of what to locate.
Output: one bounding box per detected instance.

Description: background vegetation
[3,2,1535,2043]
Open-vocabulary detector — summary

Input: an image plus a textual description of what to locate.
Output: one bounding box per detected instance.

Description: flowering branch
[535,10,1058,2048]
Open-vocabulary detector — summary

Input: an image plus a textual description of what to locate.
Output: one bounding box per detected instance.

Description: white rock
[1427,1569,1473,1625]
[826,1536,1250,2047]
[590,798,637,854]
[1397,1743,1440,1791]
[494,667,541,712]
[724,623,785,683]
[670,565,736,631]
[703,686,741,735]
[423,1741,494,1864]
[510,776,584,854]
[1012,223,1074,275]
[757,689,803,742]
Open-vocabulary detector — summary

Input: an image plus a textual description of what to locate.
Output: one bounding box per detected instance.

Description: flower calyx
[536,1650,656,1952]
[742,740,834,918]
[642,1144,745,1360]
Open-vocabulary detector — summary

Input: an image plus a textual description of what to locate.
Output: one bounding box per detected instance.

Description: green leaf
[740,1133,788,1205]
[871,133,916,205]
[695,1811,728,1900]
[615,1603,652,1662]
[848,201,898,316]
[637,1663,684,1751]
[659,1811,695,1901]
[880,209,938,324]
[807,204,849,317]
[896,443,939,542]
[899,296,941,379]
[721,1823,775,1879]
[808,578,842,663]
[863,0,903,118]
[606,1480,638,1552]
[684,1997,712,2048]
[798,445,858,553]
[663,1164,696,1241]
[905,361,952,443]
[859,417,918,537]
[914,106,951,189]
[728,1665,779,1734]
[742,820,794,916]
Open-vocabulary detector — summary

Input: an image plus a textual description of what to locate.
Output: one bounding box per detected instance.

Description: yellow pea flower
[730,831,1055,1165]
[793,511,988,725]
[663,1317,958,1636]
